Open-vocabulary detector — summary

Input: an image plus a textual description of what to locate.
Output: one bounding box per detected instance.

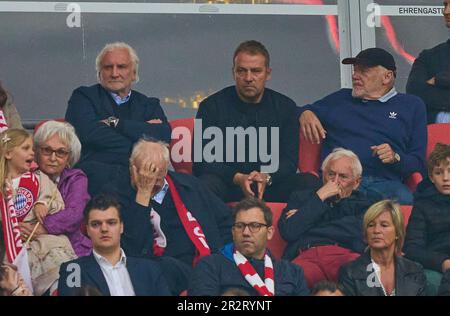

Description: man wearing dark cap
[298,47,427,204]
[406,0,450,123]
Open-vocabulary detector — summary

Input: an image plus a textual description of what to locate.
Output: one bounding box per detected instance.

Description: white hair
[321,147,362,178]
[33,120,81,168]
[130,137,170,167]
[95,42,140,83]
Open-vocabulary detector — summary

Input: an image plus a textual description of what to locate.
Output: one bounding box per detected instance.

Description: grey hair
[33,120,81,168]
[130,137,170,167]
[321,147,363,178]
[95,42,140,83]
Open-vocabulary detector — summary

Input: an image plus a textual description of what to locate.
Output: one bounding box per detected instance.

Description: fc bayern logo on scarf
[14,187,34,218]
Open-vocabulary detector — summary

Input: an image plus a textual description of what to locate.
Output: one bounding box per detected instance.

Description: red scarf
[0,182,23,263]
[233,248,275,296]
[0,109,8,133]
[152,175,211,266]
[13,172,40,222]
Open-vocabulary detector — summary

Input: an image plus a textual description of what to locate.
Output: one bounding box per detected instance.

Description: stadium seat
[298,130,321,177]
[400,205,413,228]
[266,202,288,260]
[426,123,450,158]
[169,118,194,174]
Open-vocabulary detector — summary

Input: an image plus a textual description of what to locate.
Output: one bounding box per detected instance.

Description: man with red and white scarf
[188,197,309,296]
[99,138,233,295]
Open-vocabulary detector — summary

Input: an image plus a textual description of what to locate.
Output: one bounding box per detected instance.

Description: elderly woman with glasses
[19,120,92,257]
[338,200,426,296]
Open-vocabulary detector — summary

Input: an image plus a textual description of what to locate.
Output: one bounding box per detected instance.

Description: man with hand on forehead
[100,138,233,295]
[298,48,427,205]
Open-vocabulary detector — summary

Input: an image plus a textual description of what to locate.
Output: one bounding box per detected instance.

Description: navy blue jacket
[406,39,450,123]
[279,190,377,260]
[58,254,171,296]
[193,86,299,185]
[65,84,171,166]
[188,243,310,296]
[298,88,427,180]
[101,171,233,265]
[404,180,450,272]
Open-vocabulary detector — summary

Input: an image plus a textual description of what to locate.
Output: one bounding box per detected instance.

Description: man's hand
[300,110,326,144]
[233,173,255,198]
[442,259,450,273]
[132,160,160,207]
[147,119,162,124]
[248,171,270,200]
[33,203,49,225]
[370,143,397,164]
[427,77,436,86]
[316,178,341,201]
[0,264,19,294]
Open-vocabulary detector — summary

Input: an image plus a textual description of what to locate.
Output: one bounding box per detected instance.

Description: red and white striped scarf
[233,248,275,296]
[0,109,8,133]
[151,175,211,266]
[0,183,23,263]
[0,180,33,294]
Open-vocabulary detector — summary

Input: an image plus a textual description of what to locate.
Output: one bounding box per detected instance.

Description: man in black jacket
[65,42,171,195]
[406,0,450,123]
[193,40,320,203]
[278,148,379,288]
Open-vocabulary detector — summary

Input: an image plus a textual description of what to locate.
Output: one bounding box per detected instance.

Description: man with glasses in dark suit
[188,197,309,296]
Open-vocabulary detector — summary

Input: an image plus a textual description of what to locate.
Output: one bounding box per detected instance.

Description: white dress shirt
[93,248,135,296]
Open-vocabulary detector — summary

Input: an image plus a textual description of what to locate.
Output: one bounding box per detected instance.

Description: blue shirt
[110,91,131,105]
[299,88,427,181]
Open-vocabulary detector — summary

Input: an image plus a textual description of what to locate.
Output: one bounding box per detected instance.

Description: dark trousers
[199,172,321,203]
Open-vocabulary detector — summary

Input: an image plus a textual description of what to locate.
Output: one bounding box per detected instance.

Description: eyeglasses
[232,222,269,233]
[39,146,70,158]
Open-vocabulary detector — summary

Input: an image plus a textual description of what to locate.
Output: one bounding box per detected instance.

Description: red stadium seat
[298,130,321,177]
[169,118,194,174]
[426,123,450,158]
[400,205,413,228]
[265,202,288,260]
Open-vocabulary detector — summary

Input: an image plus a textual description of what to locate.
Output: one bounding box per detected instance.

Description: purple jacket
[43,168,92,257]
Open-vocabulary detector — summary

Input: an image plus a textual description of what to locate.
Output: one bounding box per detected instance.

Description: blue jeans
[358,176,414,205]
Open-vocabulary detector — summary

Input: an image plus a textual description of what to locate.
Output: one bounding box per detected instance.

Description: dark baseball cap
[342,48,396,71]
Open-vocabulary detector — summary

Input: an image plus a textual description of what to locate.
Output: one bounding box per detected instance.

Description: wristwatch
[393,152,401,163]
[107,116,119,128]
[266,174,273,186]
